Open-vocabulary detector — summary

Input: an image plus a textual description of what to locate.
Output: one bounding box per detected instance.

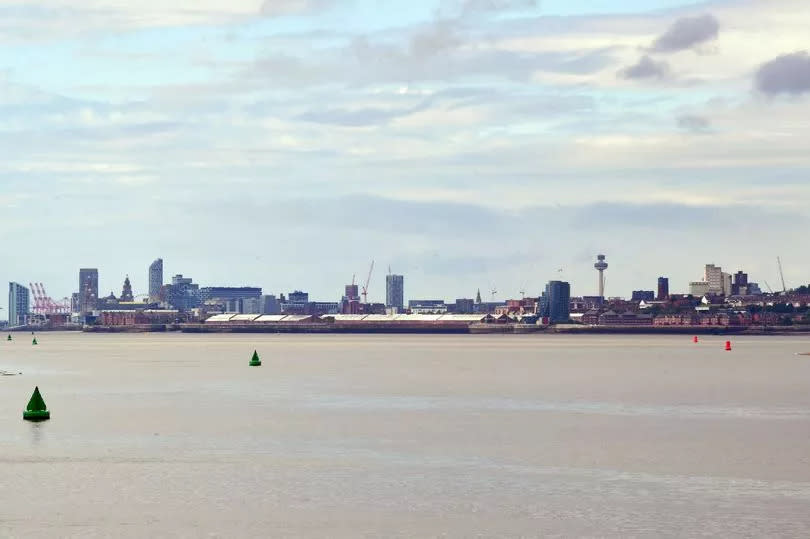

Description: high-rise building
[657,277,669,300]
[262,295,281,315]
[541,281,571,323]
[732,271,749,295]
[721,272,733,297]
[8,282,30,327]
[166,274,200,311]
[121,275,134,302]
[704,264,723,295]
[385,274,404,311]
[79,268,99,314]
[148,259,163,300]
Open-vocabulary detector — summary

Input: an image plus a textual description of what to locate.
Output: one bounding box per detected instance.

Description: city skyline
[1,0,808,307]
[3,252,798,323]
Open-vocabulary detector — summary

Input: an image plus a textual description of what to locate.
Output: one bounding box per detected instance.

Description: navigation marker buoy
[32,337,38,346]
[23,386,50,421]
[249,350,262,367]
[7,334,12,341]
[725,340,732,351]
[693,336,699,343]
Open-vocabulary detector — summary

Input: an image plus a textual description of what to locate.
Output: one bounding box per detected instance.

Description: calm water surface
[2,332,810,537]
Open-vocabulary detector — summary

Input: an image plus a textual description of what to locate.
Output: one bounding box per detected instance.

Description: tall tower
[79,268,99,314]
[121,275,134,302]
[149,258,163,301]
[385,274,404,311]
[594,254,608,298]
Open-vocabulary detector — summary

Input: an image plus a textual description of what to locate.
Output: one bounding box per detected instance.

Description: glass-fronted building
[8,282,30,327]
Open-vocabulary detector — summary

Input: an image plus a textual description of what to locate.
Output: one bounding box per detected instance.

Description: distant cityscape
[5,254,810,330]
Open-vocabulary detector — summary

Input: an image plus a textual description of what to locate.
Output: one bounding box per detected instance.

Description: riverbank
[67,323,810,335]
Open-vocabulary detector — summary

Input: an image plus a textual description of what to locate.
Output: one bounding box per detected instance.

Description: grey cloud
[619,55,669,80]
[651,14,719,53]
[409,22,463,58]
[677,114,710,132]
[755,51,810,95]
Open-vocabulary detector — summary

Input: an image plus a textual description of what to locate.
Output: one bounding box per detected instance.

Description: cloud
[677,115,710,132]
[409,21,463,58]
[460,0,538,14]
[755,51,810,95]
[619,55,669,80]
[651,14,719,53]
[296,104,425,127]
[259,0,332,16]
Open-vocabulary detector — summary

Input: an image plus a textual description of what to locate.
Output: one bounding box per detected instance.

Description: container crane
[361,260,374,304]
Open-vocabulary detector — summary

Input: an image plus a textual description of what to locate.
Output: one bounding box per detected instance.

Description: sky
[1,0,809,313]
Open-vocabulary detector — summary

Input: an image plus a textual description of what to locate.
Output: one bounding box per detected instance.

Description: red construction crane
[29,282,70,315]
[361,260,375,304]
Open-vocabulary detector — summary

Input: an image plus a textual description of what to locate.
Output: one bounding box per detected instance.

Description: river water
[2,332,810,537]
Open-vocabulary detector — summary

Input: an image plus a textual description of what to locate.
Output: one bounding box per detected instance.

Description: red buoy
[725,341,732,351]
[693,336,699,343]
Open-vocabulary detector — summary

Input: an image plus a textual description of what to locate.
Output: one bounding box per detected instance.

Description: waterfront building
[166,274,200,311]
[148,259,163,301]
[79,268,99,314]
[342,283,361,314]
[408,299,447,314]
[262,295,281,315]
[657,277,669,300]
[631,290,655,302]
[385,274,404,311]
[8,282,30,327]
[453,298,475,313]
[199,287,262,306]
[281,300,340,315]
[121,275,134,302]
[541,281,571,323]
[288,291,309,304]
[689,281,710,297]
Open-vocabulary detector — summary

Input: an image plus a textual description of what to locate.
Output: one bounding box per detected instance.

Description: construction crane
[361,260,374,304]
[777,256,787,293]
[763,280,774,294]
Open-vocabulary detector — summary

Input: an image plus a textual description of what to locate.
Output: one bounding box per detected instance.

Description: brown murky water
[2,332,810,537]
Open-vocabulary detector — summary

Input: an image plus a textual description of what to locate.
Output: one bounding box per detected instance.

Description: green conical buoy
[249,350,261,367]
[7,334,11,341]
[23,386,50,421]
[32,337,38,345]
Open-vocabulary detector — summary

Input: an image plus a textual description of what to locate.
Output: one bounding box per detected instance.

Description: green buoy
[23,386,50,421]
[7,334,11,341]
[249,350,262,367]
[32,337,38,346]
